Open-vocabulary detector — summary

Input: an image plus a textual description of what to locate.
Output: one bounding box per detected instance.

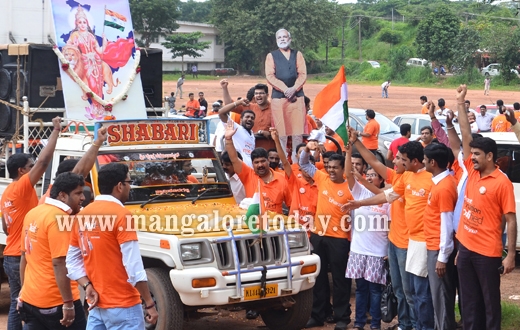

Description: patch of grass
[502,301,520,330]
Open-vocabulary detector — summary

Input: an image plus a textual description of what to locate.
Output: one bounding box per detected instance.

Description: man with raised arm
[1,116,62,330]
[453,85,516,330]
[299,141,353,330]
[348,128,416,330]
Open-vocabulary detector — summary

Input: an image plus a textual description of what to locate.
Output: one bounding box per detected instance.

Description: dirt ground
[166,75,520,118]
[0,79,520,329]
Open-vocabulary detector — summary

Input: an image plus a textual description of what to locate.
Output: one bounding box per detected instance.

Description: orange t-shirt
[515,111,520,121]
[187,175,198,183]
[421,104,429,114]
[39,182,94,205]
[324,133,346,152]
[70,200,141,308]
[237,163,290,214]
[288,174,318,230]
[312,170,353,240]
[20,202,80,308]
[1,174,38,256]
[456,157,516,257]
[424,174,457,251]
[306,115,317,133]
[185,99,201,117]
[386,169,408,249]
[491,114,511,132]
[392,169,433,242]
[362,119,380,150]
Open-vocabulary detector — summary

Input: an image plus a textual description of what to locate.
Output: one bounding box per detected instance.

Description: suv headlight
[287,232,306,249]
[383,140,391,149]
[181,243,202,261]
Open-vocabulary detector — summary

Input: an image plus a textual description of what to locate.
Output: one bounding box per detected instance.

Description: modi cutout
[265,29,307,158]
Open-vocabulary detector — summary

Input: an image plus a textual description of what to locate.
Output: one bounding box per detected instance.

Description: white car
[481,63,519,77]
[393,114,460,140]
[367,60,380,68]
[406,58,430,68]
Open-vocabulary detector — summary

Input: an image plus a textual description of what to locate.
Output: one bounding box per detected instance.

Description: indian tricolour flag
[104,9,127,32]
[244,180,268,234]
[313,65,349,145]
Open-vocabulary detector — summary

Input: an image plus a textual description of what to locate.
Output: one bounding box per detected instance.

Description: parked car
[366,60,380,68]
[406,58,430,68]
[213,68,236,76]
[481,63,519,77]
[393,114,460,140]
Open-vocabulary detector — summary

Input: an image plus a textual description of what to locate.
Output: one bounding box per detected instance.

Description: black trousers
[310,233,352,323]
[21,300,86,330]
[457,243,501,330]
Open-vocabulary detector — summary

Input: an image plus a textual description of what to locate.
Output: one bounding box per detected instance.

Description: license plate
[243,284,278,300]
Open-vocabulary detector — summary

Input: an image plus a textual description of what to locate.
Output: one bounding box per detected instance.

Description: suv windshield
[96,148,232,204]
[357,113,400,135]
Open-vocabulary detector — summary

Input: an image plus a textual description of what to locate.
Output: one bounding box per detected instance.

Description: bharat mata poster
[50,0,147,120]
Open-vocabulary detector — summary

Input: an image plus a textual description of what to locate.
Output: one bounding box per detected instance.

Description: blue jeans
[387,242,415,330]
[87,303,144,330]
[4,256,22,330]
[354,278,383,328]
[381,87,388,98]
[21,300,86,330]
[409,273,434,330]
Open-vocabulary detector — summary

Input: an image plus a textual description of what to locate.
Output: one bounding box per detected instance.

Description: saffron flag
[244,181,267,234]
[104,9,127,31]
[313,65,349,145]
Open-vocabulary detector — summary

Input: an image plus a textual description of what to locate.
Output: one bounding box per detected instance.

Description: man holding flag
[301,65,353,330]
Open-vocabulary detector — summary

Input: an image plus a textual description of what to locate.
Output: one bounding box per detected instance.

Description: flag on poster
[104,9,126,31]
[313,65,349,145]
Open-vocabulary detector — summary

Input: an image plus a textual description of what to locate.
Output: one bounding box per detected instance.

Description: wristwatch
[83,281,92,290]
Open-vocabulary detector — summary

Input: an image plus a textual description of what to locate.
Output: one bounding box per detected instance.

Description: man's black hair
[98,163,129,195]
[246,86,256,102]
[322,151,335,159]
[251,148,268,162]
[351,152,367,167]
[240,110,256,119]
[469,137,497,162]
[497,99,504,107]
[471,133,483,140]
[304,96,311,108]
[50,172,85,199]
[267,148,278,154]
[424,143,451,169]
[56,159,79,176]
[254,83,269,94]
[365,109,376,119]
[514,102,520,111]
[295,143,307,155]
[188,92,194,97]
[465,100,470,105]
[221,151,242,163]
[438,98,445,107]
[328,154,345,169]
[400,123,411,136]
[420,96,427,102]
[480,105,487,110]
[398,141,424,163]
[7,153,33,179]
[420,126,433,134]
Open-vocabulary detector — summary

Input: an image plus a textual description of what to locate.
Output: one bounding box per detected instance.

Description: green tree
[481,23,520,82]
[388,45,412,79]
[130,0,181,48]
[179,0,212,23]
[162,31,211,73]
[415,5,460,64]
[451,25,481,74]
[210,0,338,74]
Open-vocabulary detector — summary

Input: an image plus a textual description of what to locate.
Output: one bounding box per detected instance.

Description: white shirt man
[475,109,495,132]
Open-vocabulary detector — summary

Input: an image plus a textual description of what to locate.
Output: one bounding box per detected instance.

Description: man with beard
[267,149,283,172]
[218,99,256,167]
[265,29,307,161]
[19,173,92,329]
[220,80,275,150]
[198,92,208,117]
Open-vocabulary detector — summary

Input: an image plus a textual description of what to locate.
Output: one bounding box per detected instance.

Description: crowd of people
[1,70,519,330]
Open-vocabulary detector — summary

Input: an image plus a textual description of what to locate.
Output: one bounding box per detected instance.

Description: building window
[216,35,222,45]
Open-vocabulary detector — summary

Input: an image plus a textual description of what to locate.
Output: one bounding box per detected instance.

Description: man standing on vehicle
[358,109,380,154]
[1,116,62,330]
[19,172,91,329]
[66,163,158,329]
[265,29,307,161]
[454,84,516,330]
[176,74,185,99]
[198,92,208,117]
[167,92,177,114]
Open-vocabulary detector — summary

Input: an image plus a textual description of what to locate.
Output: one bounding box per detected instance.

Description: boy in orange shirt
[454,85,516,330]
[1,116,62,330]
[66,163,158,328]
[185,92,201,117]
[358,109,380,153]
[19,172,89,329]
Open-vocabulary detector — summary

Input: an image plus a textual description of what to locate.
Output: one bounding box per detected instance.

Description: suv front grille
[214,235,285,269]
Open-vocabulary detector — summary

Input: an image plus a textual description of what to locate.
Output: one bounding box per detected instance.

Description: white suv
[481,63,519,77]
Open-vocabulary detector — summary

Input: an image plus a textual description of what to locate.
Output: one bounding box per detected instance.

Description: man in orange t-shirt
[0,116,62,330]
[491,110,511,132]
[66,163,158,328]
[20,172,88,329]
[423,143,458,330]
[420,96,429,114]
[359,109,380,152]
[349,127,416,330]
[299,142,353,329]
[454,85,516,330]
[324,126,346,153]
[185,93,201,117]
[345,141,434,330]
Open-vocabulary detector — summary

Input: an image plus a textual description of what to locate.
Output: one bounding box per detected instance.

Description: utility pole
[358,16,362,62]
[341,15,346,62]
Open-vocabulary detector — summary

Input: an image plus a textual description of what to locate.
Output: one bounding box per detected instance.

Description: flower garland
[52,45,141,109]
